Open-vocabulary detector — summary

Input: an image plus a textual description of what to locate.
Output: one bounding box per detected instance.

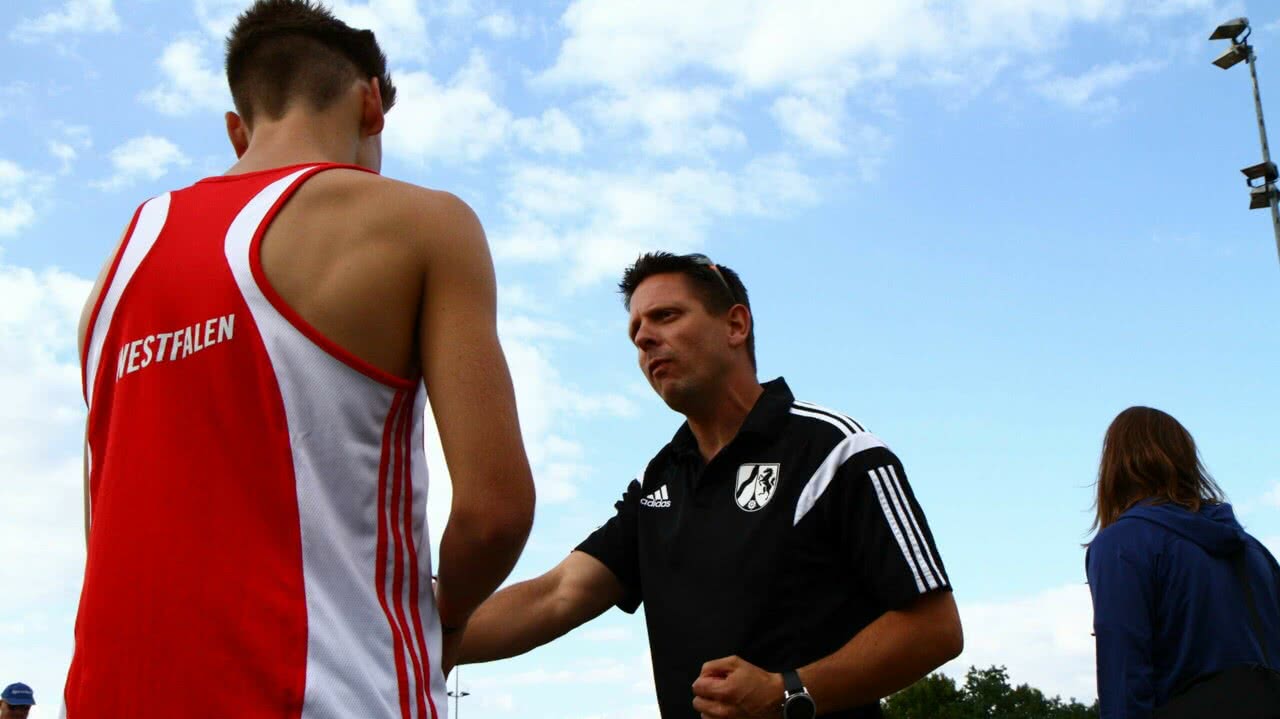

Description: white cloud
[50,143,79,174]
[0,201,36,238]
[479,11,520,39]
[0,261,93,717]
[942,584,1097,704]
[772,95,846,155]
[387,53,585,164]
[49,126,92,175]
[330,0,431,62]
[1033,60,1165,112]
[12,0,121,40]
[495,156,818,286]
[540,0,1152,91]
[543,0,1202,152]
[92,136,190,192]
[195,0,243,39]
[0,161,28,190]
[513,108,585,155]
[140,38,230,117]
[196,0,429,61]
[0,160,50,237]
[385,52,512,164]
[432,0,475,20]
[540,0,976,91]
[588,86,744,157]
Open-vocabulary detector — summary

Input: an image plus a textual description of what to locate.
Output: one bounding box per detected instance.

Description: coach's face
[629,273,734,412]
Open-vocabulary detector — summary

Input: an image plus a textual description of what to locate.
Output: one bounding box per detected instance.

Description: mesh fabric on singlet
[69,164,446,719]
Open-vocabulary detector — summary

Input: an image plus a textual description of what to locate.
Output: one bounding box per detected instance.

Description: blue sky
[4,1,1280,717]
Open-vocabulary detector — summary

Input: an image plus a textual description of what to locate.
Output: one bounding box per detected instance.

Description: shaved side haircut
[225,0,397,126]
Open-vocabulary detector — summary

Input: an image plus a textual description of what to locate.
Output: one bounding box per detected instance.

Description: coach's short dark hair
[619,251,756,367]
[225,0,397,126]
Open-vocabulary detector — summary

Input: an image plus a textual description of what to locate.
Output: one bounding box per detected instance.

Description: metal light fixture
[1250,185,1276,209]
[1213,43,1254,70]
[1214,43,1251,70]
[1241,160,1278,185]
[1210,17,1250,41]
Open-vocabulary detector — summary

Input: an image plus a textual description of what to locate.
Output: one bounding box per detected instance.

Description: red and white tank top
[67,164,445,719]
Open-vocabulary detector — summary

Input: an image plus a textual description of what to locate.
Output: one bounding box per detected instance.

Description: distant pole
[1244,45,1280,264]
[448,668,470,718]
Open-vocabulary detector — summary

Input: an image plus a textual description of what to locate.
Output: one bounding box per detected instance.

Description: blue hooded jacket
[1086,502,1280,718]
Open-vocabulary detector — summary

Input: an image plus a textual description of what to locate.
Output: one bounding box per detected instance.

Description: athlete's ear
[225,112,250,158]
[361,78,385,137]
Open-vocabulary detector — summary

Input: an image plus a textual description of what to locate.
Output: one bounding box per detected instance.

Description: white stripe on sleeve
[886,465,946,585]
[870,468,927,594]
[877,466,939,590]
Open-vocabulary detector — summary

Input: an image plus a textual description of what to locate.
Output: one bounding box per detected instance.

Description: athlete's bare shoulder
[289,168,484,261]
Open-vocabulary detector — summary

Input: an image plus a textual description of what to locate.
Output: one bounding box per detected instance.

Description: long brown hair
[1091,406,1225,534]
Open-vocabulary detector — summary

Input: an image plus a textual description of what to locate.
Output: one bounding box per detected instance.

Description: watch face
[784,693,816,719]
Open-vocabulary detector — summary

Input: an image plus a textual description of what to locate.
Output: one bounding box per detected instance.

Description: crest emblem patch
[734,463,780,512]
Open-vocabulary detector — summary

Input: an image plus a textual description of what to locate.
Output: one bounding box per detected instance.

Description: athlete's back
[67,3,535,717]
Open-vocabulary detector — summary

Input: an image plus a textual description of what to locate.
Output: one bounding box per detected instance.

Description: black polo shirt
[577,378,951,719]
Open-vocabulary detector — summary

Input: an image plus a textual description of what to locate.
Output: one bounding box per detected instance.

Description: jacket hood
[1119,502,1246,557]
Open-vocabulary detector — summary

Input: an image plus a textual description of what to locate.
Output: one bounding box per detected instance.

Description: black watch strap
[782,669,805,695]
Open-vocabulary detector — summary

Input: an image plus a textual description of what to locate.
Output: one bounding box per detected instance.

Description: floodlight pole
[1242,44,1280,265]
[448,668,470,719]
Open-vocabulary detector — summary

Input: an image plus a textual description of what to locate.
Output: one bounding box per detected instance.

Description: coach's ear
[225,111,250,158]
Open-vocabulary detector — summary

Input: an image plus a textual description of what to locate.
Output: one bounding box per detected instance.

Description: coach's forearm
[434,499,534,631]
[799,590,963,712]
[457,573,578,664]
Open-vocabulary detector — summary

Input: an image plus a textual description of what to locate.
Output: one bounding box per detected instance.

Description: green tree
[880,673,965,719]
[881,666,1098,719]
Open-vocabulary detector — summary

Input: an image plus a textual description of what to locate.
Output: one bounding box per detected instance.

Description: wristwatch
[781,669,816,719]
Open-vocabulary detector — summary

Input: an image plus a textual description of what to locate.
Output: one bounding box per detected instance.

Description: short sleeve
[815,446,951,611]
[575,478,644,613]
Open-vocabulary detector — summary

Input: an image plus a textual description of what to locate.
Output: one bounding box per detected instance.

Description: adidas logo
[640,484,672,508]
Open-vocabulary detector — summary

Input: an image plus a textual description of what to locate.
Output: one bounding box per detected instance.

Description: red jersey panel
[69,165,444,719]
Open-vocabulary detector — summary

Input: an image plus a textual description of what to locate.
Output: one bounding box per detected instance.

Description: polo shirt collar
[668,377,794,458]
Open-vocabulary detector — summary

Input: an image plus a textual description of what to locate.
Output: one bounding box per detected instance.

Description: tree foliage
[882,666,1098,719]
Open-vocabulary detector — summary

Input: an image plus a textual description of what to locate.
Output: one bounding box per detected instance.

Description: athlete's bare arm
[405,188,537,656]
[458,551,624,664]
[77,226,128,544]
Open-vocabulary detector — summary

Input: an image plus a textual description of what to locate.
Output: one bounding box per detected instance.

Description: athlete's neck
[227,112,367,175]
[684,372,764,464]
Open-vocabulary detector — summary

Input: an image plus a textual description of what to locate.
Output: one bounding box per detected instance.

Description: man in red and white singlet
[66,2,536,716]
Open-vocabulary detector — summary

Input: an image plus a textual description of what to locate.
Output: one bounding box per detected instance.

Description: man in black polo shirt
[457,252,963,718]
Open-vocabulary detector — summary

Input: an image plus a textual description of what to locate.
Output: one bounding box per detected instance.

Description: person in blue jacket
[1086,406,1280,717]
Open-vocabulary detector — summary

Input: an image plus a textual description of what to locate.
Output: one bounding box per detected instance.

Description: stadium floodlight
[1210,17,1250,42]
[1241,160,1278,185]
[1214,43,1251,70]
[1250,185,1276,210]
[1211,16,1280,267]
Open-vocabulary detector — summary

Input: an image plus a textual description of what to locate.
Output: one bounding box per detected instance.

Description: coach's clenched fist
[691,656,783,719]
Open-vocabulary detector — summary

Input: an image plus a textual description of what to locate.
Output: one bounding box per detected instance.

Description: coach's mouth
[648,357,673,379]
